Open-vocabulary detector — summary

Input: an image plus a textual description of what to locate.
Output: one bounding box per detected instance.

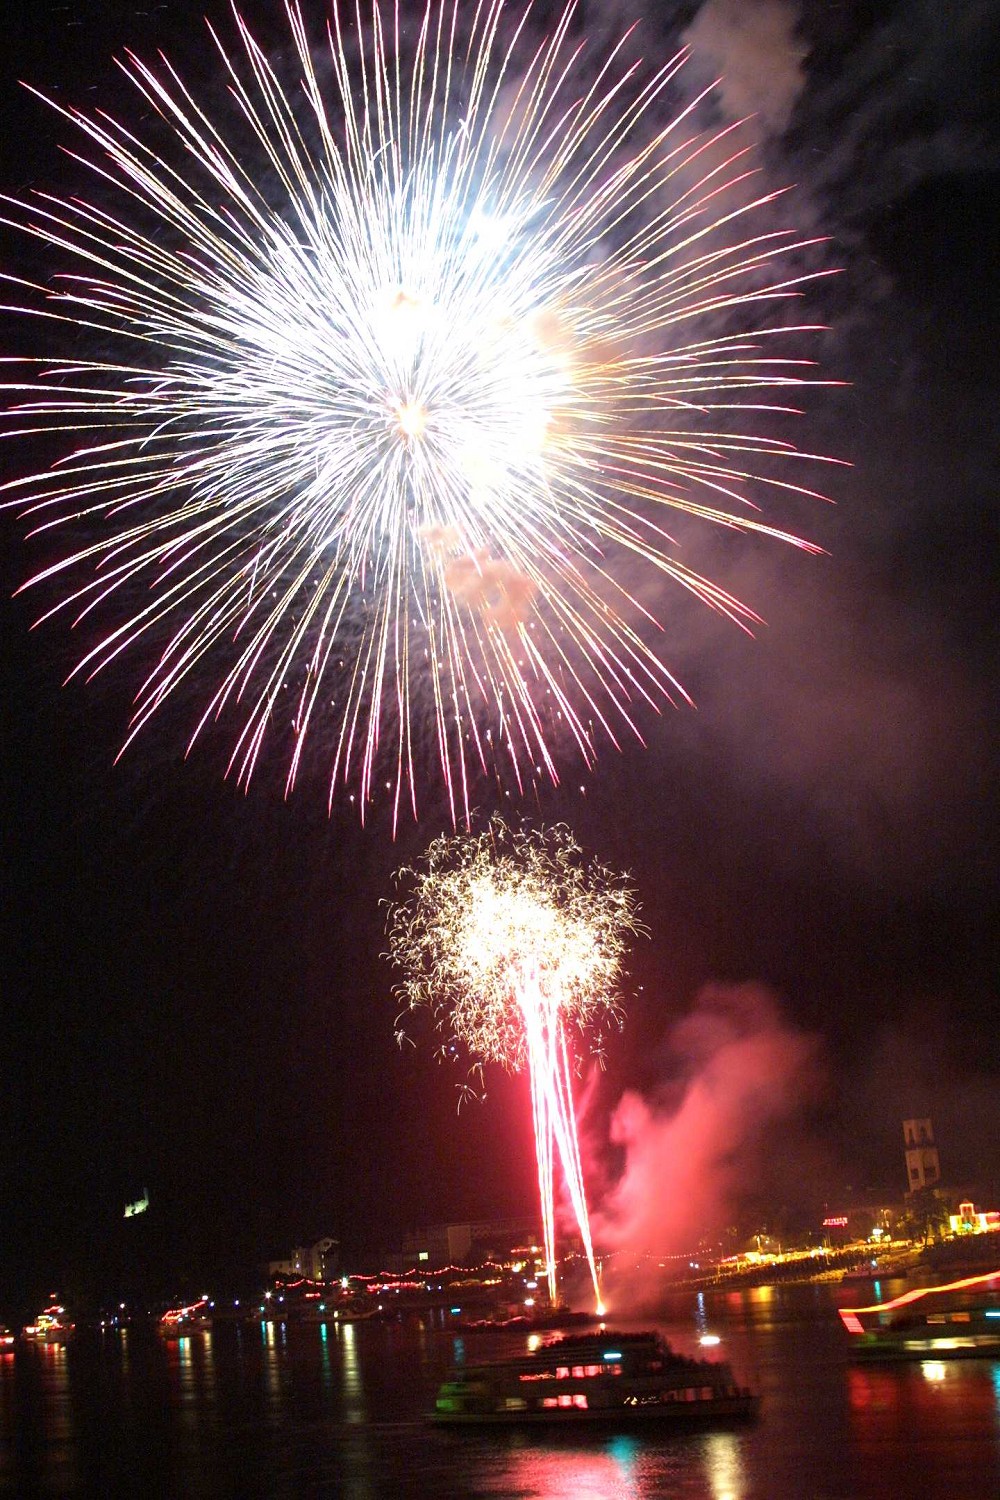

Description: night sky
[1,0,998,1312]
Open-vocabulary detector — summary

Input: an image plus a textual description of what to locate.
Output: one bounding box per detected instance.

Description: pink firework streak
[386,817,643,1309]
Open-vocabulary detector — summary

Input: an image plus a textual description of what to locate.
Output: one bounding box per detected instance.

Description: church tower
[903,1118,941,1194]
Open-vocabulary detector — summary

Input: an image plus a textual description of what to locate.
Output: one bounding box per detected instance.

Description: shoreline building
[268,1236,339,1282]
[903,1118,941,1196]
[399,1219,542,1269]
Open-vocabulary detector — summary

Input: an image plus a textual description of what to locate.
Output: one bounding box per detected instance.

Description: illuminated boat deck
[838,1268,1000,1357]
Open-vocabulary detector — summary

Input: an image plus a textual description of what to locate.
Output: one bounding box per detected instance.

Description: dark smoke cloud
[605,0,1000,892]
[795,1,1000,217]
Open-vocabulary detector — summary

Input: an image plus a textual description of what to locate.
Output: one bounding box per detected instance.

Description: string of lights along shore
[1,0,838,823]
[387,817,644,1311]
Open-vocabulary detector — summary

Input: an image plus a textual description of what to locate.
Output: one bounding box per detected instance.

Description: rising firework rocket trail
[1,0,836,820]
[387,817,643,1309]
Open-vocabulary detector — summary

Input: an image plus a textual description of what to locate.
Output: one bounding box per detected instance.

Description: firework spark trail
[2,0,837,819]
[386,817,643,1308]
[520,978,603,1305]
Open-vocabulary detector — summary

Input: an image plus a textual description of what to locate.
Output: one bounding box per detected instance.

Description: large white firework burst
[1,0,835,822]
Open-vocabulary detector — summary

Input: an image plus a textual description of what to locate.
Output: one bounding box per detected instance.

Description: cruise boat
[838,1267,1000,1359]
[432,1329,758,1426]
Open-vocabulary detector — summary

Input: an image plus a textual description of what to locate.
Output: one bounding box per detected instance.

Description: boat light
[699,1334,721,1347]
[602,1350,622,1361]
[984,1311,1000,1319]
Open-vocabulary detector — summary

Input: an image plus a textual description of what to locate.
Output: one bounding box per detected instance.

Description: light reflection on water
[703,1430,744,1500]
[164,1329,216,1484]
[340,1319,366,1422]
[476,1439,642,1499]
[0,1287,998,1497]
[336,1319,379,1500]
[262,1319,282,1413]
[319,1320,332,1392]
[845,1354,1000,1495]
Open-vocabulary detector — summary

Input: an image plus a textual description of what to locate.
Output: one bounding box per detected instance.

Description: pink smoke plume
[590,982,823,1299]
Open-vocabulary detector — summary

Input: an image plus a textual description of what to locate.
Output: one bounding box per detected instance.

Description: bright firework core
[387,818,643,1309]
[1,0,837,818]
[395,402,429,441]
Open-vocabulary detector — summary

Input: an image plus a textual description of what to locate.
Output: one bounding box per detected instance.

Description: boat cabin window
[532,1360,618,1381]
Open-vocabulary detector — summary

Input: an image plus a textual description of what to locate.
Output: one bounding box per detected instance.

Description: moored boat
[453,1309,596,1335]
[22,1305,74,1343]
[838,1267,1000,1359]
[432,1329,758,1426]
[158,1299,211,1337]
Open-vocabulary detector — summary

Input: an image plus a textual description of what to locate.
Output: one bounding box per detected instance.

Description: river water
[2,1283,999,1496]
